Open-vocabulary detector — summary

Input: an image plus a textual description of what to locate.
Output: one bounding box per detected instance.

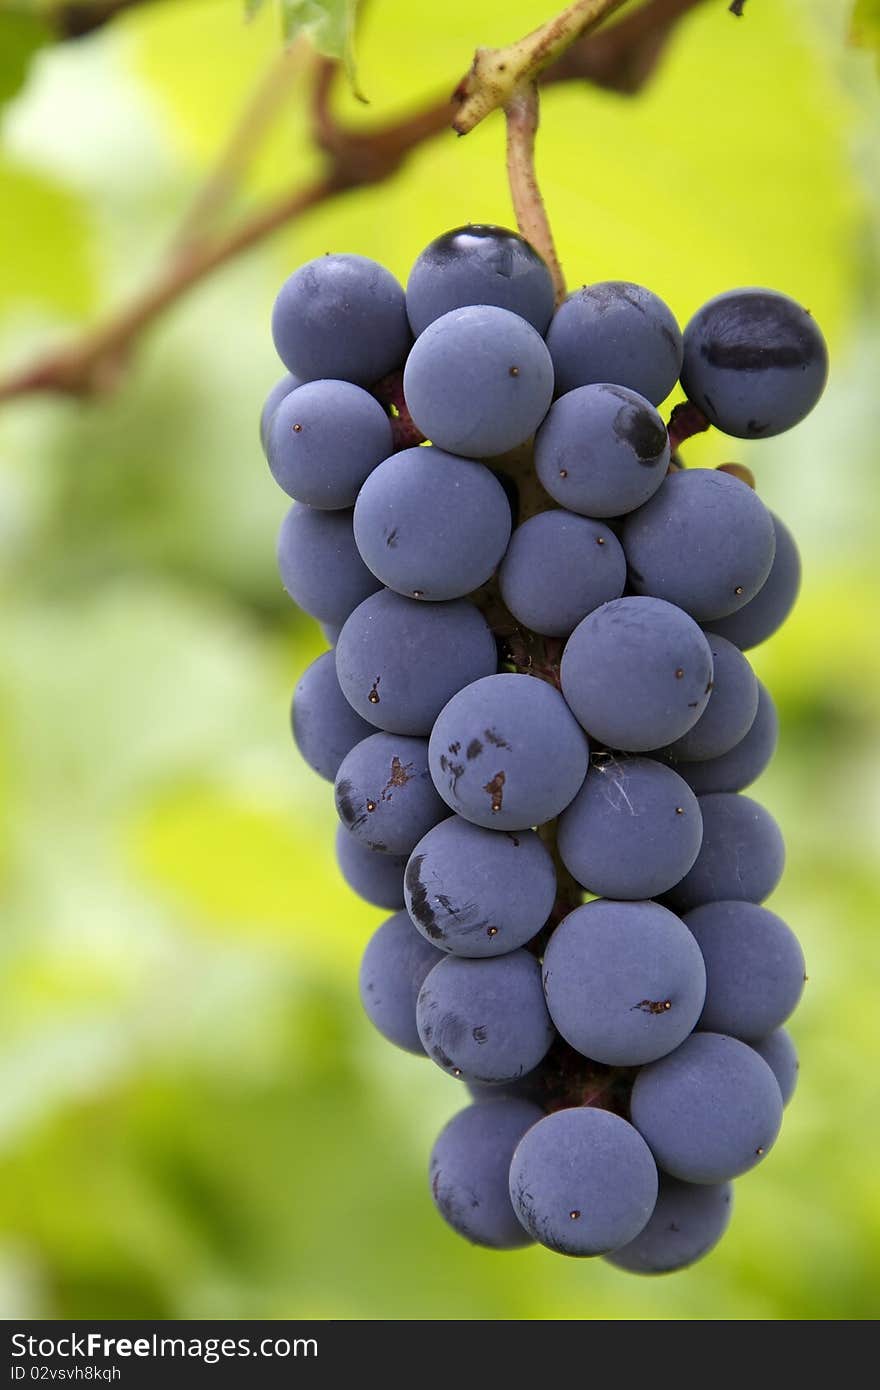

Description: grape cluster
[262,224,825,1274]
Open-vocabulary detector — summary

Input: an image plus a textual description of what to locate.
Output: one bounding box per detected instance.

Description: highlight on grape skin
[263,221,821,1277]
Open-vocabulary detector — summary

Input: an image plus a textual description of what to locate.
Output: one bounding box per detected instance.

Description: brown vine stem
[170,42,307,255]
[505,82,566,304]
[0,0,710,405]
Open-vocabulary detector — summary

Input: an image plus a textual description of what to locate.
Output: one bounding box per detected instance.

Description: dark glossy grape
[291,650,373,782]
[664,793,785,912]
[707,513,801,650]
[673,681,778,795]
[335,590,497,736]
[535,384,670,517]
[403,306,554,458]
[353,446,511,600]
[407,224,555,336]
[546,281,683,405]
[272,253,410,385]
[560,597,713,752]
[416,950,555,1083]
[428,673,589,831]
[622,468,777,622]
[660,633,758,762]
[404,816,556,957]
[605,1178,733,1274]
[499,510,627,637]
[277,504,380,626]
[630,1031,784,1183]
[335,824,406,909]
[681,288,828,438]
[429,1100,544,1249]
[359,911,444,1054]
[508,1107,658,1256]
[542,900,706,1066]
[334,732,446,856]
[266,379,393,508]
[557,756,702,900]
[684,900,805,1042]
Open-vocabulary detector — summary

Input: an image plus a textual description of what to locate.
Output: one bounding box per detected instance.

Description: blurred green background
[0,0,877,1321]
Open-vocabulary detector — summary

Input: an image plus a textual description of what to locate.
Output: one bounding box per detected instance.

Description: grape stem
[505,83,567,304]
[0,0,711,405]
[452,0,632,136]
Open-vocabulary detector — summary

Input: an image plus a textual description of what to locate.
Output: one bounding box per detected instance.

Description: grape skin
[508,1107,659,1257]
[404,816,556,958]
[260,372,301,452]
[353,446,512,601]
[429,1100,545,1249]
[403,305,555,458]
[277,504,381,627]
[416,950,555,1084]
[542,900,707,1067]
[428,673,589,831]
[334,732,447,856]
[622,468,777,622]
[291,650,373,783]
[753,1027,799,1106]
[673,681,778,795]
[630,1032,784,1184]
[266,380,393,509]
[359,911,445,1054]
[335,590,497,736]
[604,1178,733,1275]
[660,633,759,762]
[663,792,785,913]
[680,288,828,438]
[535,383,670,518]
[272,253,411,386]
[557,756,703,900]
[407,224,555,337]
[707,512,801,650]
[560,597,714,753]
[335,824,406,909]
[545,281,683,405]
[684,900,806,1042]
[499,510,627,638]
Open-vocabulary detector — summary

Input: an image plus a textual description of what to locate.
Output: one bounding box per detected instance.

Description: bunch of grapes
[261,225,825,1274]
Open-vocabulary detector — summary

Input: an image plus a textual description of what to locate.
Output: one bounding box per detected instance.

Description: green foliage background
[0,0,877,1321]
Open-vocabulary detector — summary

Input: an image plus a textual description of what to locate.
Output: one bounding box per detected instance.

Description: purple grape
[498,509,627,637]
[272,253,410,386]
[546,281,683,405]
[404,816,556,957]
[335,590,497,736]
[560,597,714,752]
[542,900,706,1066]
[403,306,554,458]
[684,900,805,1042]
[535,384,670,518]
[557,755,702,900]
[334,732,446,856]
[429,1100,544,1249]
[428,673,589,831]
[407,224,555,337]
[622,468,777,622]
[508,1107,658,1256]
[353,446,511,601]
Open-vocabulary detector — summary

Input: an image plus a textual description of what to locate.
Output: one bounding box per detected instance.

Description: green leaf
[0,11,51,110]
[851,0,880,66]
[246,0,363,95]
